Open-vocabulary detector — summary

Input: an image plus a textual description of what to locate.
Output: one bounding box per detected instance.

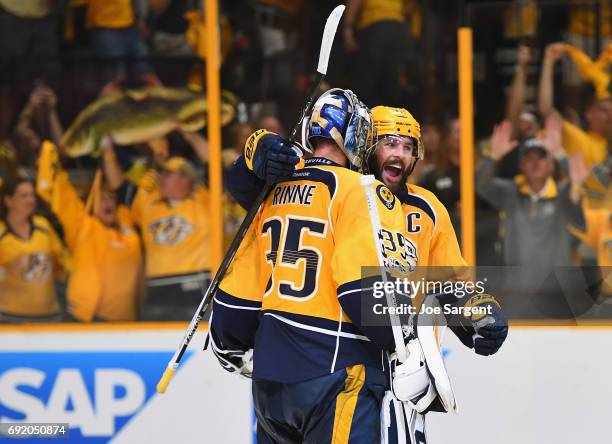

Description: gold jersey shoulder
[401,183,466,268]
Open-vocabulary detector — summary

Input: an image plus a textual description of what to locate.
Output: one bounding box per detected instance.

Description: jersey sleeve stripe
[214,298,261,311]
[398,190,437,229]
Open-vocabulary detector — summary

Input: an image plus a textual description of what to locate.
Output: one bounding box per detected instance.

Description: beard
[367,155,412,194]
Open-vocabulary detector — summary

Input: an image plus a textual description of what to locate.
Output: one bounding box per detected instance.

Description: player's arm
[225,130,300,209]
[427,196,508,356]
[209,220,262,377]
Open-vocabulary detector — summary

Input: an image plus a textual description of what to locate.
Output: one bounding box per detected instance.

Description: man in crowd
[104,144,211,320]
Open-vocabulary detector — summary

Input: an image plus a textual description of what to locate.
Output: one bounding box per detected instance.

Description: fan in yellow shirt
[104,151,211,320]
[0,175,65,322]
[37,141,143,322]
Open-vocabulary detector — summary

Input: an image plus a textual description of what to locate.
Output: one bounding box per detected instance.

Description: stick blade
[317,5,345,75]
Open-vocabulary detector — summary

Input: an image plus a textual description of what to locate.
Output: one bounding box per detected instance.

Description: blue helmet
[306,88,374,170]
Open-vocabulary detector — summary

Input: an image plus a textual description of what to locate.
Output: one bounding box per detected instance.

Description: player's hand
[464,294,508,356]
[208,329,253,379]
[544,42,566,64]
[244,130,301,182]
[489,120,518,161]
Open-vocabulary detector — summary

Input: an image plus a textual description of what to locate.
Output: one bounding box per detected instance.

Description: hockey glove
[454,294,508,356]
[208,328,253,379]
[244,129,300,182]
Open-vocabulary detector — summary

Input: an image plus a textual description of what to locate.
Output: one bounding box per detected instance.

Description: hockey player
[219,104,509,442]
[365,106,508,442]
[210,89,415,443]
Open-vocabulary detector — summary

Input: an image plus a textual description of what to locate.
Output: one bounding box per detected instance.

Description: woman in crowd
[0,175,65,322]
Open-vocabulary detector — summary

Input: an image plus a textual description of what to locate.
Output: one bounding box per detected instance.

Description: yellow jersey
[130,172,211,281]
[0,215,64,317]
[215,158,411,383]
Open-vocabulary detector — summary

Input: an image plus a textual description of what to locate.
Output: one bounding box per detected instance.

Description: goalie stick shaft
[360,174,409,363]
[157,5,345,394]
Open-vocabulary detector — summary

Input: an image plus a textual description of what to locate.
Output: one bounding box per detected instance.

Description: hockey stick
[156,4,346,394]
[359,174,408,363]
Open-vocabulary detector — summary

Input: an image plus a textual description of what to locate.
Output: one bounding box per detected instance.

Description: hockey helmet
[306,88,375,170]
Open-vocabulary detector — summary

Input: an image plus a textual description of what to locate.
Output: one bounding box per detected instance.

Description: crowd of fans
[0,0,610,323]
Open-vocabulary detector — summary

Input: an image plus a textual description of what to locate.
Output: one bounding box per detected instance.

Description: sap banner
[0,324,252,444]
[1,325,611,443]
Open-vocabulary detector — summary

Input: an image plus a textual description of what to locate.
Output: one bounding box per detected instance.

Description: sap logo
[0,368,143,436]
[0,351,183,440]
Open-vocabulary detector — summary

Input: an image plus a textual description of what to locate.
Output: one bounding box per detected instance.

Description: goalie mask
[305,88,375,171]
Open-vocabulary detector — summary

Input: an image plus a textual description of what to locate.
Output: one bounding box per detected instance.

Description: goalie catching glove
[243,129,301,182]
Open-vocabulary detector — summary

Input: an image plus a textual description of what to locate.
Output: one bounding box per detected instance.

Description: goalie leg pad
[381,391,428,444]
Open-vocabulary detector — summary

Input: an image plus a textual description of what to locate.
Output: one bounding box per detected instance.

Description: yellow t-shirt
[0,216,63,317]
[357,0,405,30]
[86,0,134,29]
[131,173,211,279]
[562,120,610,208]
[37,142,142,321]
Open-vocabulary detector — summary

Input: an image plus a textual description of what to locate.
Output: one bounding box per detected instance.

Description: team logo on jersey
[148,216,193,246]
[376,185,395,210]
[21,253,51,283]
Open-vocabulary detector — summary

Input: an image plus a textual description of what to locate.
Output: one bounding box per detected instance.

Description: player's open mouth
[382,163,404,181]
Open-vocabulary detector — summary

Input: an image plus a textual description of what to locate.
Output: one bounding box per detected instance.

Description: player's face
[160,170,192,201]
[4,181,36,218]
[96,189,117,226]
[373,135,416,193]
[520,150,553,180]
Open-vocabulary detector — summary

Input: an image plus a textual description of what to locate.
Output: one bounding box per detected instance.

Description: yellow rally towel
[565,43,612,99]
